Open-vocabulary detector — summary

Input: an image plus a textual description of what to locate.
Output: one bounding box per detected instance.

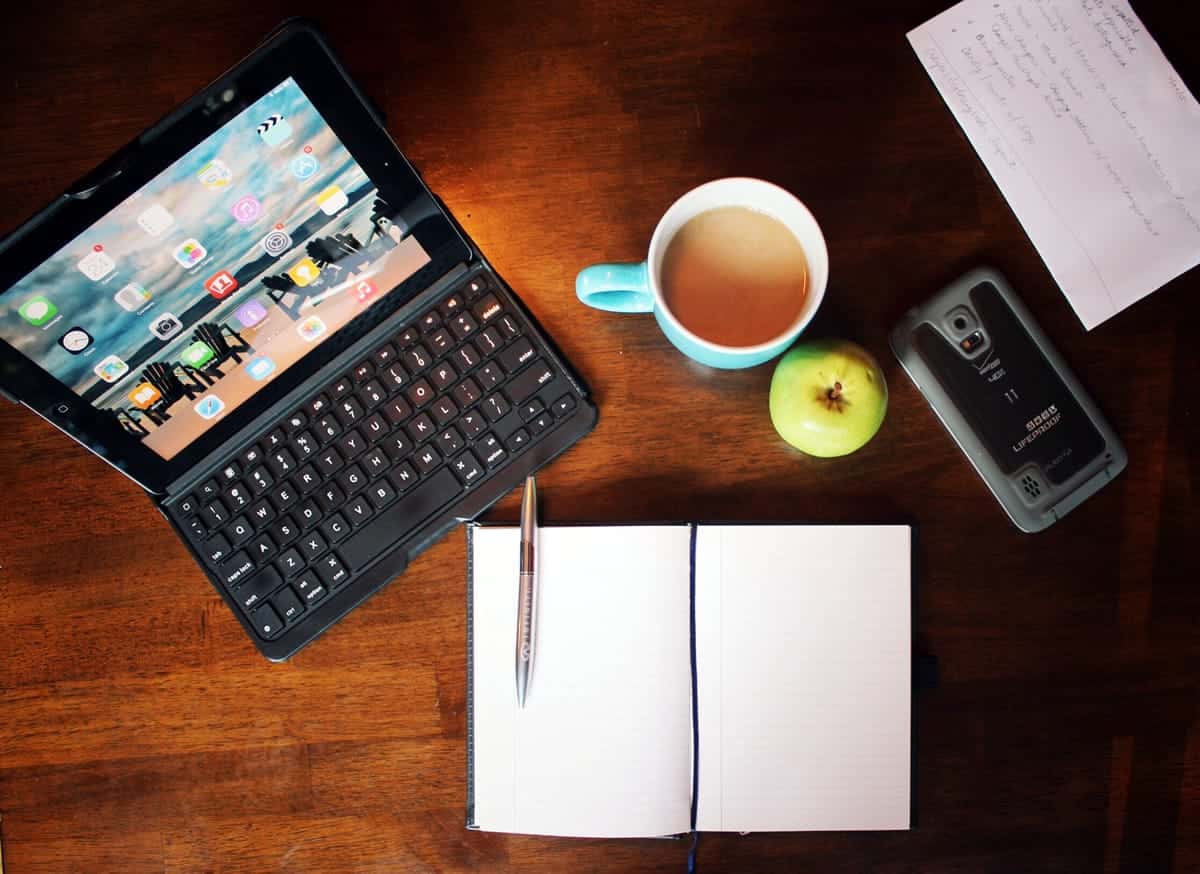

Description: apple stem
[828,381,843,401]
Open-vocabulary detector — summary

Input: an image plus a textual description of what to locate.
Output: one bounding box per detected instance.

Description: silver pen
[515,476,538,708]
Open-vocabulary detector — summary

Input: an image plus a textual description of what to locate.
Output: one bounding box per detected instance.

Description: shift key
[505,360,555,404]
[339,468,464,571]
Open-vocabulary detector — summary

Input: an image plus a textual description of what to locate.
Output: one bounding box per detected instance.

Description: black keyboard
[168,272,594,658]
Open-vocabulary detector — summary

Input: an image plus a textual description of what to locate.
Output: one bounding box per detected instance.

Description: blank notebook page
[471,525,694,837]
[694,525,911,832]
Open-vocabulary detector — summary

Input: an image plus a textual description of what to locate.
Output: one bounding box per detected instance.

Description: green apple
[768,339,888,457]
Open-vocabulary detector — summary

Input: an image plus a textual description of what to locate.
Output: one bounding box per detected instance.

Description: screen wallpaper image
[0,77,431,460]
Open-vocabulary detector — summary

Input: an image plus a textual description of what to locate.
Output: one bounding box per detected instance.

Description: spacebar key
[340,468,463,571]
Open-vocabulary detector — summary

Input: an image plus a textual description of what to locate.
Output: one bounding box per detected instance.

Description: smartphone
[890,267,1126,532]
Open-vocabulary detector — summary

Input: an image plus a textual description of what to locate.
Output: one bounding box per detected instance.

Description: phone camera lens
[953,316,968,331]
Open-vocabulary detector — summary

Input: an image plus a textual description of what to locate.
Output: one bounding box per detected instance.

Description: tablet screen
[0,76,432,460]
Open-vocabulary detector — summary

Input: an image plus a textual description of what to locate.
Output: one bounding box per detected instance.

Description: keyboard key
[316,483,346,513]
[184,516,208,542]
[404,345,431,372]
[248,532,277,562]
[451,451,484,486]
[296,466,321,494]
[236,567,282,612]
[337,464,368,494]
[202,499,229,527]
[372,342,399,368]
[252,604,284,639]
[218,462,241,483]
[316,552,350,589]
[464,276,489,299]
[529,412,553,435]
[397,326,421,348]
[362,413,389,442]
[314,414,341,442]
[361,447,390,478]
[269,516,300,546]
[388,462,418,493]
[453,378,482,409]
[454,343,481,371]
[247,467,274,495]
[477,363,503,389]
[340,468,463,571]
[271,483,298,511]
[267,449,297,478]
[477,434,507,469]
[406,412,435,443]
[224,481,251,510]
[497,314,521,339]
[439,292,465,317]
[299,531,328,560]
[198,479,221,501]
[277,548,305,577]
[228,516,254,545]
[428,328,453,356]
[248,499,276,528]
[204,533,232,565]
[294,572,326,603]
[519,399,545,422]
[498,337,535,374]
[295,500,322,529]
[262,429,287,452]
[381,432,413,463]
[316,447,345,477]
[380,363,409,391]
[358,380,387,409]
[272,587,305,624]
[507,428,531,452]
[292,431,318,459]
[472,293,503,324]
[460,411,486,439]
[405,378,434,409]
[220,551,255,587]
[476,327,503,357]
[321,513,351,543]
[239,444,265,469]
[489,411,522,442]
[431,362,458,391]
[350,360,375,385]
[383,397,412,426]
[436,427,465,457]
[482,393,511,423]
[345,495,374,525]
[431,397,459,427]
[330,376,354,399]
[552,394,577,416]
[366,479,397,509]
[284,410,308,433]
[507,360,555,403]
[419,310,441,333]
[178,495,199,516]
[413,445,441,475]
[449,312,479,340]
[305,394,331,418]
[335,397,365,427]
[336,429,366,460]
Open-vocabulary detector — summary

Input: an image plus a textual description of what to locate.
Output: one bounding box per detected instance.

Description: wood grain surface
[1,1,1198,871]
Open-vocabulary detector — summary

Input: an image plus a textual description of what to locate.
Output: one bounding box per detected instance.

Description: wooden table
[2,2,1198,871]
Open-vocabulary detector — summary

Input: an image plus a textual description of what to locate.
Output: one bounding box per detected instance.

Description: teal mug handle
[575,262,655,313]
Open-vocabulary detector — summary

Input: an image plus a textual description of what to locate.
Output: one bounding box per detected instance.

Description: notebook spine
[465,521,478,829]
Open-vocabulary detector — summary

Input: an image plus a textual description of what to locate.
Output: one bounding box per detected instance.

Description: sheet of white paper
[470,525,693,838]
[694,525,911,832]
[909,0,1200,329]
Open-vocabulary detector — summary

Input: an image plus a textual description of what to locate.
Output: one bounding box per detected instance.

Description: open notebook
[466,523,912,837]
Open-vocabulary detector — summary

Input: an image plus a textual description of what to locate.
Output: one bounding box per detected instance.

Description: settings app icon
[260,227,292,257]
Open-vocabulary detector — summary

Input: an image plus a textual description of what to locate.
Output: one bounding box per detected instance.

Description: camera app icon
[150,312,184,341]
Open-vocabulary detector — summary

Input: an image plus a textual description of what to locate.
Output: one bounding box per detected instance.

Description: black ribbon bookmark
[687,523,700,873]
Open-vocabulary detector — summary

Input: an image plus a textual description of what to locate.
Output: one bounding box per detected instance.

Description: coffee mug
[575,178,828,369]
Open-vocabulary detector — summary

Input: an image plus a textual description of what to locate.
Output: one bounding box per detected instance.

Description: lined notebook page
[694,525,911,832]
[471,525,694,837]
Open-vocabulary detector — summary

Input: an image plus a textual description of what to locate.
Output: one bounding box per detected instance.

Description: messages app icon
[19,295,57,326]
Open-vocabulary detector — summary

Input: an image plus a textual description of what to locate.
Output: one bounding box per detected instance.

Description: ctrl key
[252,604,284,640]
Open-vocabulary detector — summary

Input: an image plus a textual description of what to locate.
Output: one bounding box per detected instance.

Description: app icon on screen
[235,299,268,328]
[197,159,233,190]
[114,283,151,312]
[355,279,378,304]
[260,228,292,257]
[78,249,116,281]
[128,382,162,410]
[58,327,93,354]
[150,312,184,341]
[290,152,320,179]
[246,356,276,381]
[287,258,321,288]
[173,238,207,268]
[257,114,293,148]
[194,395,226,420]
[205,270,239,299]
[296,315,326,342]
[94,354,129,383]
[137,203,175,236]
[230,195,262,225]
[181,341,215,368]
[18,295,57,326]
[315,184,348,216]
